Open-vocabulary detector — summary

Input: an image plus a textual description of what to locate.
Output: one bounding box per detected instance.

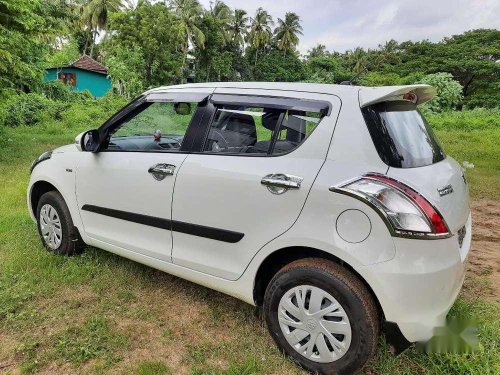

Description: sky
[197,0,500,53]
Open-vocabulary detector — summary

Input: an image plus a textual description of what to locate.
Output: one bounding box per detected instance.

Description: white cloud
[199,0,500,53]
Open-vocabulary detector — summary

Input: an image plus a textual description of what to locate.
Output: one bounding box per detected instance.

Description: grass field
[0,105,499,374]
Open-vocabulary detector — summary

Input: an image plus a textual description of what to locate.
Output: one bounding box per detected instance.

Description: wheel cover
[278,285,352,363]
[39,204,62,250]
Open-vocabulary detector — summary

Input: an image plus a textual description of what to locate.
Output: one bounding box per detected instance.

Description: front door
[75,90,211,262]
[171,90,340,279]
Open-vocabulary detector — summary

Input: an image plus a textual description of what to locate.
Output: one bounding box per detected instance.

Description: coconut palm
[227,9,248,51]
[82,0,130,56]
[170,0,205,50]
[209,0,232,44]
[308,44,328,59]
[170,0,205,79]
[274,12,302,54]
[248,7,273,66]
[346,47,368,74]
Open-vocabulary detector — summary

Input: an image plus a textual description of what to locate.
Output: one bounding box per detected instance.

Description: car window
[271,111,322,155]
[203,105,324,155]
[105,101,197,152]
[362,101,445,168]
[203,105,283,154]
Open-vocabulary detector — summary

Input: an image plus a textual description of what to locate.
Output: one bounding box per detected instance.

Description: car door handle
[261,173,303,194]
[148,163,176,181]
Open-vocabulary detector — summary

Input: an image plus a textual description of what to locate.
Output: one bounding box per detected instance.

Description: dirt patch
[464,199,500,300]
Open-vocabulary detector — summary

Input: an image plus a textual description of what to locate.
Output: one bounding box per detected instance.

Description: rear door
[361,101,470,233]
[170,89,341,280]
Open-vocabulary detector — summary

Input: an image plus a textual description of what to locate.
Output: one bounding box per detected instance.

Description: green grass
[0,107,498,374]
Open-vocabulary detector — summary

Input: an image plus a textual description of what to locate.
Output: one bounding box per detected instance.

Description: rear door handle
[148,163,176,181]
[261,173,303,194]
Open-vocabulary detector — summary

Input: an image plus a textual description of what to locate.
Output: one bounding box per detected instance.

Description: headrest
[262,110,282,131]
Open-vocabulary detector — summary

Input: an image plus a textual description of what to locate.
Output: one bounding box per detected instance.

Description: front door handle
[148,163,176,181]
[261,173,303,194]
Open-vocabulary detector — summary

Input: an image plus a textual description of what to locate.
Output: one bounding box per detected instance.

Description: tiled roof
[69,55,108,74]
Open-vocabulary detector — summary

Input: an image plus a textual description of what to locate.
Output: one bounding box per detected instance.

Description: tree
[82,0,128,57]
[227,9,248,51]
[253,50,306,82]
[307,44,328,59]
[248,7,273,67]
[0,0,72,91]
[104,1,184,87]
[274,12,302,54]
[304,56,351,84]
[170,0,205,79]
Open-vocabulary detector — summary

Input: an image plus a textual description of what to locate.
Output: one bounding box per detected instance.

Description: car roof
[147,82,436,106]
[148,82,361,96]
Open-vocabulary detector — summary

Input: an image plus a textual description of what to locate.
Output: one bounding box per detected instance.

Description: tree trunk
[89,29,97,58]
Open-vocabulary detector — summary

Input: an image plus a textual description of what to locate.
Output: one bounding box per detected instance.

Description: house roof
[48,55,108,75]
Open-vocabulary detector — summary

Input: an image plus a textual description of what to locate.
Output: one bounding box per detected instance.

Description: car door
[75,89,213,262]
[171,89,341,280]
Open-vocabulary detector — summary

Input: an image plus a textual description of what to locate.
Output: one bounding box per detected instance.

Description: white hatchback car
[28,82,471,374]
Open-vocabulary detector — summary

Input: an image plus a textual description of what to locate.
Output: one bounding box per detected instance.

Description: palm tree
[248,7,273,66]
[82,0,130,57]
[274,12,302,54]
[308,44,328,59]
[346,47,368,74]
[209,0,232,44]
[227,9,248,51]
[170,0,205,78]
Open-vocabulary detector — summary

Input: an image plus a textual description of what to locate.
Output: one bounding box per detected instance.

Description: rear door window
[201,95,329,155]
[362,102,445,168]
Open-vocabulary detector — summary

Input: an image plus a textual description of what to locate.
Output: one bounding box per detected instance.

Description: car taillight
[331,173,450,239]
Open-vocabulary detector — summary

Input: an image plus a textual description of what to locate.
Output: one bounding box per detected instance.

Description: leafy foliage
[417,73,463,112]
[0,0,497,114]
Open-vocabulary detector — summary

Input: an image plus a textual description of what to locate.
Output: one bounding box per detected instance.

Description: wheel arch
[30,180,59,217]
[252,246,384,319]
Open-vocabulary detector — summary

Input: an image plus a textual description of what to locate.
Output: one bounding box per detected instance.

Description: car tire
[264,258,379,375]
[36,191,85,256]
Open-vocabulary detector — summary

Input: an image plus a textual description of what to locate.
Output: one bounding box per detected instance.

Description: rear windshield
[362,101,445,168]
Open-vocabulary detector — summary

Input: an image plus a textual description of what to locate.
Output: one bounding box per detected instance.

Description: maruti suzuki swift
[28,82,471,375]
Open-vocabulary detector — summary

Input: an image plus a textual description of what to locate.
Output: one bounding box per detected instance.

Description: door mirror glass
[174,102,192,116]
[81,129,100,152]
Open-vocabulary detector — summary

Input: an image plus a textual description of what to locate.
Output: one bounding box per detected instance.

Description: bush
[40,81,95,102]
[2,93,66,127]
[417,73,463,112]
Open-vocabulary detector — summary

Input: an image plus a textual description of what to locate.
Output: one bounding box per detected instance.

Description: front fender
[28,152,82,232]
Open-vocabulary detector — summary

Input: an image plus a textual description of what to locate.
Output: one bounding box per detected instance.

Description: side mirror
[75,129,100,152]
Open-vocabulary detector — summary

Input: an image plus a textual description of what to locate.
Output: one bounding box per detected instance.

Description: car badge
[437,184,454,196]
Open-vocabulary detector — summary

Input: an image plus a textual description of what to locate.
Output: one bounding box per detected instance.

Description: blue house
[45,55,112,97]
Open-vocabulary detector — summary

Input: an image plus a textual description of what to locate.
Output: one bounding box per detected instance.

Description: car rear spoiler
[359,84,436,108]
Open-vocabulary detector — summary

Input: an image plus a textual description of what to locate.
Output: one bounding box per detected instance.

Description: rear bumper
[362,213,472,343]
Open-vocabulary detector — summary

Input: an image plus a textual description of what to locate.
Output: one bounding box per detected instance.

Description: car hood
[53,144,79,154]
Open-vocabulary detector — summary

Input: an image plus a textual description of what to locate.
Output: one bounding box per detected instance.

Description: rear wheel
[36,191,84,256]
[264,258,379,375]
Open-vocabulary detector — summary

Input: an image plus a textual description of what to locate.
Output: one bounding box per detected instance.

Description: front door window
[105,101,198,152]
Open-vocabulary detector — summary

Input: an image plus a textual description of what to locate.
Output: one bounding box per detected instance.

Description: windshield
[362,101,445,168]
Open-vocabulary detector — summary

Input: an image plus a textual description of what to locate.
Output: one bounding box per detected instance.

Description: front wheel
[36,191,84,256]
[264,258,379,375]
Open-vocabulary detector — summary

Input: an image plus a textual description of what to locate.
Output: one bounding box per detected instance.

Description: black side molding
[81,204,244,243]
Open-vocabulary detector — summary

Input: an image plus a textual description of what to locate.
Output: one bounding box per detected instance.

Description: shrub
[417,73,463,112]
[2,93,66,127]
[40,81,73,101]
